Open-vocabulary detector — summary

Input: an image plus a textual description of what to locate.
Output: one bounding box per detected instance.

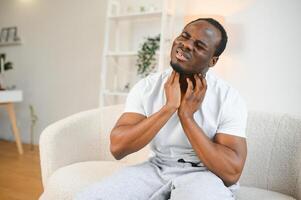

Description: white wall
[0,0,107,144]
[185,0,301,116]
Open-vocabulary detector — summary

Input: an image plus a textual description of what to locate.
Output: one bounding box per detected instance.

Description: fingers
[185,78,193,97]
[200,73,207,90]
[174,71,180,83]
[191,73,207,97]
[194,74,202,93]
[166,70,176,84]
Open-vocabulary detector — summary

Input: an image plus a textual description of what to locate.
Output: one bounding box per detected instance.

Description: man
[76,18,247,200]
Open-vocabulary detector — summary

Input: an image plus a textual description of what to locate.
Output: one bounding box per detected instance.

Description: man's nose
[180,39,194,51]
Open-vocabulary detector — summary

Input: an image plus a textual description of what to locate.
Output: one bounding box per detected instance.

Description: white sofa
[39,104,301,200]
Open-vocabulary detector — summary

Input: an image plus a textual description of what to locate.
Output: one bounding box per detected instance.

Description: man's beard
[170,61,194,75]
[170,60,208,78]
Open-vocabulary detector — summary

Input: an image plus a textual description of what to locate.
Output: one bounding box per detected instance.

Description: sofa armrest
[39,108,102,187]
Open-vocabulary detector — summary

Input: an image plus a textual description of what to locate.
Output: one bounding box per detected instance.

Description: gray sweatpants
[75,156,237,200]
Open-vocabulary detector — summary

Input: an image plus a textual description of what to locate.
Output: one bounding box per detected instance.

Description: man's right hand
[164,70,181,111]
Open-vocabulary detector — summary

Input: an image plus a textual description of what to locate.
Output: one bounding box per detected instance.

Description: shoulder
[134,68,171,93]
[207,70,246,105]
[144,68,171,83]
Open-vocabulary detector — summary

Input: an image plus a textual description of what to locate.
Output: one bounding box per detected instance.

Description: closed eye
[181,32,190,39]
[195,41,207,51]
[196,42,205,49]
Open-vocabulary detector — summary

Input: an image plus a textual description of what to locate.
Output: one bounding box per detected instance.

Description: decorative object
[123,82,130,92]
[136,34,160,77]
[149,4,157,12]
[0,53,13,90]
[29,104,38,151]
[5,85,16,90]
[0,26,21,43]
[139,6,146,12]
[126,6,134,14]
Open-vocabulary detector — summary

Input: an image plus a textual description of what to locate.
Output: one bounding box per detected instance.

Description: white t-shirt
[124,67,248,163]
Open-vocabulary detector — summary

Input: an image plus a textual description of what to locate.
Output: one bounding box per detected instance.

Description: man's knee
[75,162,163,200]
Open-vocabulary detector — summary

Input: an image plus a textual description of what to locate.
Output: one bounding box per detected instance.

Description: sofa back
[100,105,301,199]
[240,111,301,199]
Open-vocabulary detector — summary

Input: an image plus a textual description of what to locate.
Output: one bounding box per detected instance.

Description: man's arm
[110,71,181,160]
[110,106,175,160]
[178,115,247,186]
[178,74,247,186]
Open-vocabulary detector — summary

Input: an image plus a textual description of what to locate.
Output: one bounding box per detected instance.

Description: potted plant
[0,53,13,90]
[136,34,160,77]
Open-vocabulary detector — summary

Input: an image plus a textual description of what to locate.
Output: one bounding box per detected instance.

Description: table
[0,90,23,154]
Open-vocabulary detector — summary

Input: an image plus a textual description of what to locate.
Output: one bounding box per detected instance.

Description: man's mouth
[175,48,191,62]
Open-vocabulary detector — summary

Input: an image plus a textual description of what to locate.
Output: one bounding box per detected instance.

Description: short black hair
[186,18,228,57]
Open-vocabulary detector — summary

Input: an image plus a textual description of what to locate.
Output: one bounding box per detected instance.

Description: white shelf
[0,41,22,47]
[106,51,161,57]
[104,91,129,96]
[106,51,138,57]
[109,11,163,20]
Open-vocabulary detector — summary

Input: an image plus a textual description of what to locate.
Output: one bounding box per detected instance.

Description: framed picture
[0,27,20,43]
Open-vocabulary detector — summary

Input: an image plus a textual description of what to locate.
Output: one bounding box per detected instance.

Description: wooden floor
[0,140,43,200]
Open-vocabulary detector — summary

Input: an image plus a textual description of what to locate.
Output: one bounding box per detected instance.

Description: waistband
[149,156,206,168]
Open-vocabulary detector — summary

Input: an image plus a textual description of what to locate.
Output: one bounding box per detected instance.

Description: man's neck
[179,74,195,95]
[169,66,209,94]
[178,70,209,95]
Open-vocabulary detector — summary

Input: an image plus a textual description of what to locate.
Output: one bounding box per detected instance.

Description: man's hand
[164,70,181,111]
[178,74,207,118]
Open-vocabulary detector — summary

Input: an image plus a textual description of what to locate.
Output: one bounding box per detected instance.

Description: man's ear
[209,56,219,67]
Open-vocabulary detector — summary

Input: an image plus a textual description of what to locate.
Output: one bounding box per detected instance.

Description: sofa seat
[235,186,296,200]
[40,160,296,200]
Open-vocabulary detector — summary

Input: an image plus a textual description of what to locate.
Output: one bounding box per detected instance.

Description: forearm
[179,115,241,185]
[111,105,176,160]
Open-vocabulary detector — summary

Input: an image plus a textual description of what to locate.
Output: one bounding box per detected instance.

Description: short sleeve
[123,78,146,116]
[217,89,248,138]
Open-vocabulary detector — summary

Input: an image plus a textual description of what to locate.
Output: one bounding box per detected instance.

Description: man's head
[170,18,228,75]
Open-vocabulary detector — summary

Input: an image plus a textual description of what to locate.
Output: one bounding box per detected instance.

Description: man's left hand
[178,74,207,119]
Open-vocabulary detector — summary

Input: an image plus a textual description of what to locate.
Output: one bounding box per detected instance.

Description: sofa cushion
[40,161,296,200]
[40,161,130,200]
[235,186,296,200]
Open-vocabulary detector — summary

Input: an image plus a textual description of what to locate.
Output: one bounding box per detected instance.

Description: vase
[0,73,6,90]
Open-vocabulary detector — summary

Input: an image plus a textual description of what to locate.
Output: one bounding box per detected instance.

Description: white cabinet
[99,0,175,107]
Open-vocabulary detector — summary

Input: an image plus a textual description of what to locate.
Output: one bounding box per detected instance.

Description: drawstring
[177,158,199,167]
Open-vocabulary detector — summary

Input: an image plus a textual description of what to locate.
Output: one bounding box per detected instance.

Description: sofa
[39,104,301,200]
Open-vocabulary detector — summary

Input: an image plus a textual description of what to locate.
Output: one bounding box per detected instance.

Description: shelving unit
[99,0,175,107]
[106,51,138,57]
[108,11,164,20]
[103,90,129,96]
[0,41,22,47]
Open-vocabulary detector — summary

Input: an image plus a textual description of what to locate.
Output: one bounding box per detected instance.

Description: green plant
[0,53,13,73]
[136,34,160,77]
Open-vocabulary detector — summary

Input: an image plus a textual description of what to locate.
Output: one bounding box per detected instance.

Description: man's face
[170,20,221,75]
